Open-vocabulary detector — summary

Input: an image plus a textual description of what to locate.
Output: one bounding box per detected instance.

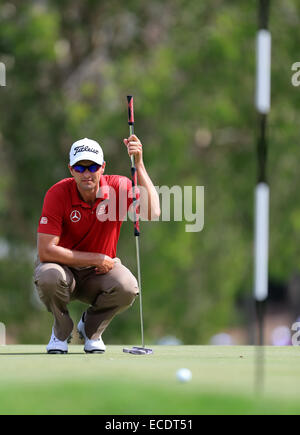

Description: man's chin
[80,181,95,190]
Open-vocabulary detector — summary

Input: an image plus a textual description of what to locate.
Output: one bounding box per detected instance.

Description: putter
[122,96,153,356]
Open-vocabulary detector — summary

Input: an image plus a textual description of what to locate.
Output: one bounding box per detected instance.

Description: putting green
[0,345,299,414]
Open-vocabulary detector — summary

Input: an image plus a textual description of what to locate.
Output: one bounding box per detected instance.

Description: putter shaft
[135,235,144,348]
[129,118,145,349]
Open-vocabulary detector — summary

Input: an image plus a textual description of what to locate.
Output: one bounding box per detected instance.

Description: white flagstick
[254,0,271,393]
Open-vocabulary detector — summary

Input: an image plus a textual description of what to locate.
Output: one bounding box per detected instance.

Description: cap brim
[70,153,103,166]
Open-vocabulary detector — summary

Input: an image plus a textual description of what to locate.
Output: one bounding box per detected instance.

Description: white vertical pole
[0,322,6,345]
[254,183,270,302]
[255,30,271,115]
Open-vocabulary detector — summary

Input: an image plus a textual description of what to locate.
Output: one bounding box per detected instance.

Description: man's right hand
[94,254,115,274]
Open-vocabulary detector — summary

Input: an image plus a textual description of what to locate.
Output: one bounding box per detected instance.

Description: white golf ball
[176,368,192,383]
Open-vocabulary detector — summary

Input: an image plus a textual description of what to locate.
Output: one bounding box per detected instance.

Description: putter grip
[127,96,139,236]
[127,95,134,125]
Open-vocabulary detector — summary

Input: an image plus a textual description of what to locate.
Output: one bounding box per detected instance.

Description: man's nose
[82,169,92,176]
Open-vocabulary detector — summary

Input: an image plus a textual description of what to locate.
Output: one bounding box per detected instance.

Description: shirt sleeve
[37,186,64,236]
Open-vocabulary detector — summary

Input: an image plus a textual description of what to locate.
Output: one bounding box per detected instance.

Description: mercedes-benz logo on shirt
[70,210,81,223]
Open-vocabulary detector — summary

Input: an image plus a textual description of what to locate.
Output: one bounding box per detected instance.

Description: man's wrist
[135,159,145,171]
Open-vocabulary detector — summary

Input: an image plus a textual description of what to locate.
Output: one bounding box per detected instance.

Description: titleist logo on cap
[73,145,99,156]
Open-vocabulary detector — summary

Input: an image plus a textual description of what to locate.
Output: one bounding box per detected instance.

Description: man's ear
[68,164,74,176]
[101,161,106,174]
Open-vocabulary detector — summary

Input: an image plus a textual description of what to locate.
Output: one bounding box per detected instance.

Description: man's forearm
[136,161,160,220]
[39,244,105,268]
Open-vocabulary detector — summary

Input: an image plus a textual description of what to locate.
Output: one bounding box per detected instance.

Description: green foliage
[0,1,299,344]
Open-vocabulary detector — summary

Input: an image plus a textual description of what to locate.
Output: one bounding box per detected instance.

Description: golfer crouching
[34,136,160,354]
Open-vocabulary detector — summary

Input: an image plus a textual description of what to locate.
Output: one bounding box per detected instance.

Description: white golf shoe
[77,314,106,354]
[46,328,69,354]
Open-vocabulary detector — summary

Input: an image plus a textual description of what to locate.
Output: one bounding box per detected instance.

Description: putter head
[123,346,153,355]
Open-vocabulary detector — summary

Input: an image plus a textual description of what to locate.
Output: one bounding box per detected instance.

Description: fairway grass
[0,345,299,415]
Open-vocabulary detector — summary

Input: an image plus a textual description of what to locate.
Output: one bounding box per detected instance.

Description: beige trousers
[34,259,139,341]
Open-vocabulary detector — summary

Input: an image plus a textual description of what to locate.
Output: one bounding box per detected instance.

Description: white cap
[69,138,104,166]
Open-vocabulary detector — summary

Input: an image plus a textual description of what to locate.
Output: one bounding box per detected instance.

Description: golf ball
[176,368,192,383]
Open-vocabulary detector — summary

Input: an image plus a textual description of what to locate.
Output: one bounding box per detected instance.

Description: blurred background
[0,0,300,346]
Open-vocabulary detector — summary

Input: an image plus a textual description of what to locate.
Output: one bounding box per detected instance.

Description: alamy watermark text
[291,62,300,87]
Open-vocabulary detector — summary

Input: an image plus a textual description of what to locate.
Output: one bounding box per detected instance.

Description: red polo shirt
[37,175,134,258]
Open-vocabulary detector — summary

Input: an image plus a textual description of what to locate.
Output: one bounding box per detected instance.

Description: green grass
[0,345,299,414]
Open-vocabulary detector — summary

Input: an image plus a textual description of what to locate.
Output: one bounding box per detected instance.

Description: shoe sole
[84,349,105,354]
[47,350,68,354]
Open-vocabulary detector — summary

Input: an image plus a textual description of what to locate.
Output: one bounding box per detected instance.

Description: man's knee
[115,274,139,307]
[35,265,70,302]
